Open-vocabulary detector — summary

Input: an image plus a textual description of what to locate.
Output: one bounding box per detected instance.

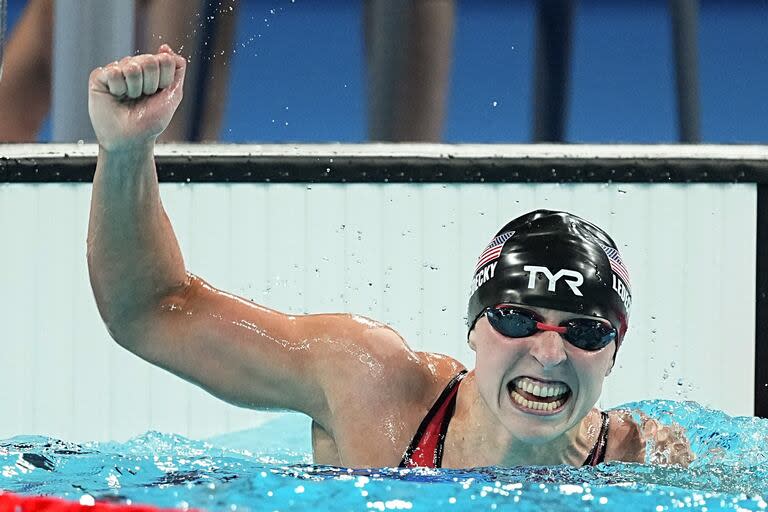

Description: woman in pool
[86,46,693,468]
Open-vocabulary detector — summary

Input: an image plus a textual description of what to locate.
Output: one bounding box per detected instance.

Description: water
[1,400,767,511]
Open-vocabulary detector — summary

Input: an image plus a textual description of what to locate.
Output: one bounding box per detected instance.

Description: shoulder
[308,317,466,464]
[309,313,465,412]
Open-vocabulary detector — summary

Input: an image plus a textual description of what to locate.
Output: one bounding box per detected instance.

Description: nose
[529,330,568,369]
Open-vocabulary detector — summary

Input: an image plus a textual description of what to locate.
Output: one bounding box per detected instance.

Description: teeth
[514,377,569,398]
[511,390,564,412]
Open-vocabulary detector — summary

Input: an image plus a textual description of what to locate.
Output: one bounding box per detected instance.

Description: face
[469,304,616,443]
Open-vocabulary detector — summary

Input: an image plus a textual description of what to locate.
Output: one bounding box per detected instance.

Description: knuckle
[106,67,122,80]
[158,54,173,68]
[123,63,141,76]
[141,54,159,68]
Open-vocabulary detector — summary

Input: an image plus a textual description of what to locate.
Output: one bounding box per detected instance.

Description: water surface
[2,400,767,511]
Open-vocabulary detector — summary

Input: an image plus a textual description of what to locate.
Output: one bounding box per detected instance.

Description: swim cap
[467,210,631,349]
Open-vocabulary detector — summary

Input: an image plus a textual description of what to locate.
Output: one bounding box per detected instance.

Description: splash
[1,401,767,511]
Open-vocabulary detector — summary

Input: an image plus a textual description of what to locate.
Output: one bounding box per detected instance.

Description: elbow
[95,273,195,351]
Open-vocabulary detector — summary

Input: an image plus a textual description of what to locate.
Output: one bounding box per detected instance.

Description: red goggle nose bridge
[535,321,567,334]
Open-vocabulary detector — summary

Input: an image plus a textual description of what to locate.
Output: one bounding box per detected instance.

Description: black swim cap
[467,210,632,349]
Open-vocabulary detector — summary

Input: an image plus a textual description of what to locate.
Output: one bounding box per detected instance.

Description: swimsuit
[399,371,610,468]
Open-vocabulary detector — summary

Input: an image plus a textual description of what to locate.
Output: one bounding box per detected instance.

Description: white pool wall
[0,145,758,442]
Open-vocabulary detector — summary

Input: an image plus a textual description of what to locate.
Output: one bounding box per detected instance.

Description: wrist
[97,141,157,172]
[98,138,156,156]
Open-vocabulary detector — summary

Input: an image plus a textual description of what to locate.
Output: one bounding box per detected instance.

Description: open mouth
[507,376,572,414]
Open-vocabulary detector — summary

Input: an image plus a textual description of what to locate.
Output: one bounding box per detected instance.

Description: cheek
[571,352,612,395]
[475,340,511,373]
[474,339,520,393]
[473,346,509,408]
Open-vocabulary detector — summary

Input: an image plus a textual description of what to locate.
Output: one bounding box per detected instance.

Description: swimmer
[87,46,694,468]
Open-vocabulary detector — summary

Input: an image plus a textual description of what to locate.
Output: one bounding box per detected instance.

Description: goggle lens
[485,306,616,351]
[485,307,538,337]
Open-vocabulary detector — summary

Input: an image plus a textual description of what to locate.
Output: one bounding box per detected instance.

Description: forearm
[87,143,188,331]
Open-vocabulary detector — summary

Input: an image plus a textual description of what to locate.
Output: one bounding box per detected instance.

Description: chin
[502,411,573,444]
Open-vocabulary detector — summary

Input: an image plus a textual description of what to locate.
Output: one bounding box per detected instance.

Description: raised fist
[88,44,186,150]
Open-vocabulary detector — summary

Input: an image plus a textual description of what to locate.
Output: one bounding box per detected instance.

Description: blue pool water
[1,400,767,511]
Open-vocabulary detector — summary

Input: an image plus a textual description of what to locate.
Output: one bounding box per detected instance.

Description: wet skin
[307,302,691,467]
[86,47,693,469]
[442,304,618,466]
[471,305,616,444]
[308,302,692,468]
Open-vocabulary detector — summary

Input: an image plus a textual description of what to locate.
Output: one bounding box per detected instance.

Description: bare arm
[87,46,189,330]
[86,46,420,424]
[88,145,187,326]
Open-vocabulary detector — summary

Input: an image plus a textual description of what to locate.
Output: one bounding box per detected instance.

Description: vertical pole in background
[52,0,134,142]
[532,0,574,143]
[188,0,217,142]
[0,0,6,82]
[364,0,454,142]
[364,0,407,141]
[669,0,701,143]
[756,185,768,418]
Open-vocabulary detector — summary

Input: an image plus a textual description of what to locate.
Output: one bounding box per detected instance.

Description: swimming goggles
[485,305,617,351]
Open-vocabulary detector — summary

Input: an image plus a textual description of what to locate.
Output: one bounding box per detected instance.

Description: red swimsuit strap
[400,373,609,469]
[399,370,468,468]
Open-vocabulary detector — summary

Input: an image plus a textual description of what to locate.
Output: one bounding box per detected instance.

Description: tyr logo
[523,265,584,296]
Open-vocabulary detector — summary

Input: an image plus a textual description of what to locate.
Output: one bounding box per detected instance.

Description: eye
[496,305,542,322]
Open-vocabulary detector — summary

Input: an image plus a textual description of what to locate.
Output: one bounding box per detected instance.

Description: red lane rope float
[0,492,194,512]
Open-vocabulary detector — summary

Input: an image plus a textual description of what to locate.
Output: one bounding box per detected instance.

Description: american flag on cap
[599,242,631,290]
[474,231,515,272]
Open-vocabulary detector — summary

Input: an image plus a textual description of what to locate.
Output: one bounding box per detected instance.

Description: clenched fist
[88,44,186,150]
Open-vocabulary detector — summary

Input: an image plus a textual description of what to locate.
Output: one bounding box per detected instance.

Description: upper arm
[116,273,415,423]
